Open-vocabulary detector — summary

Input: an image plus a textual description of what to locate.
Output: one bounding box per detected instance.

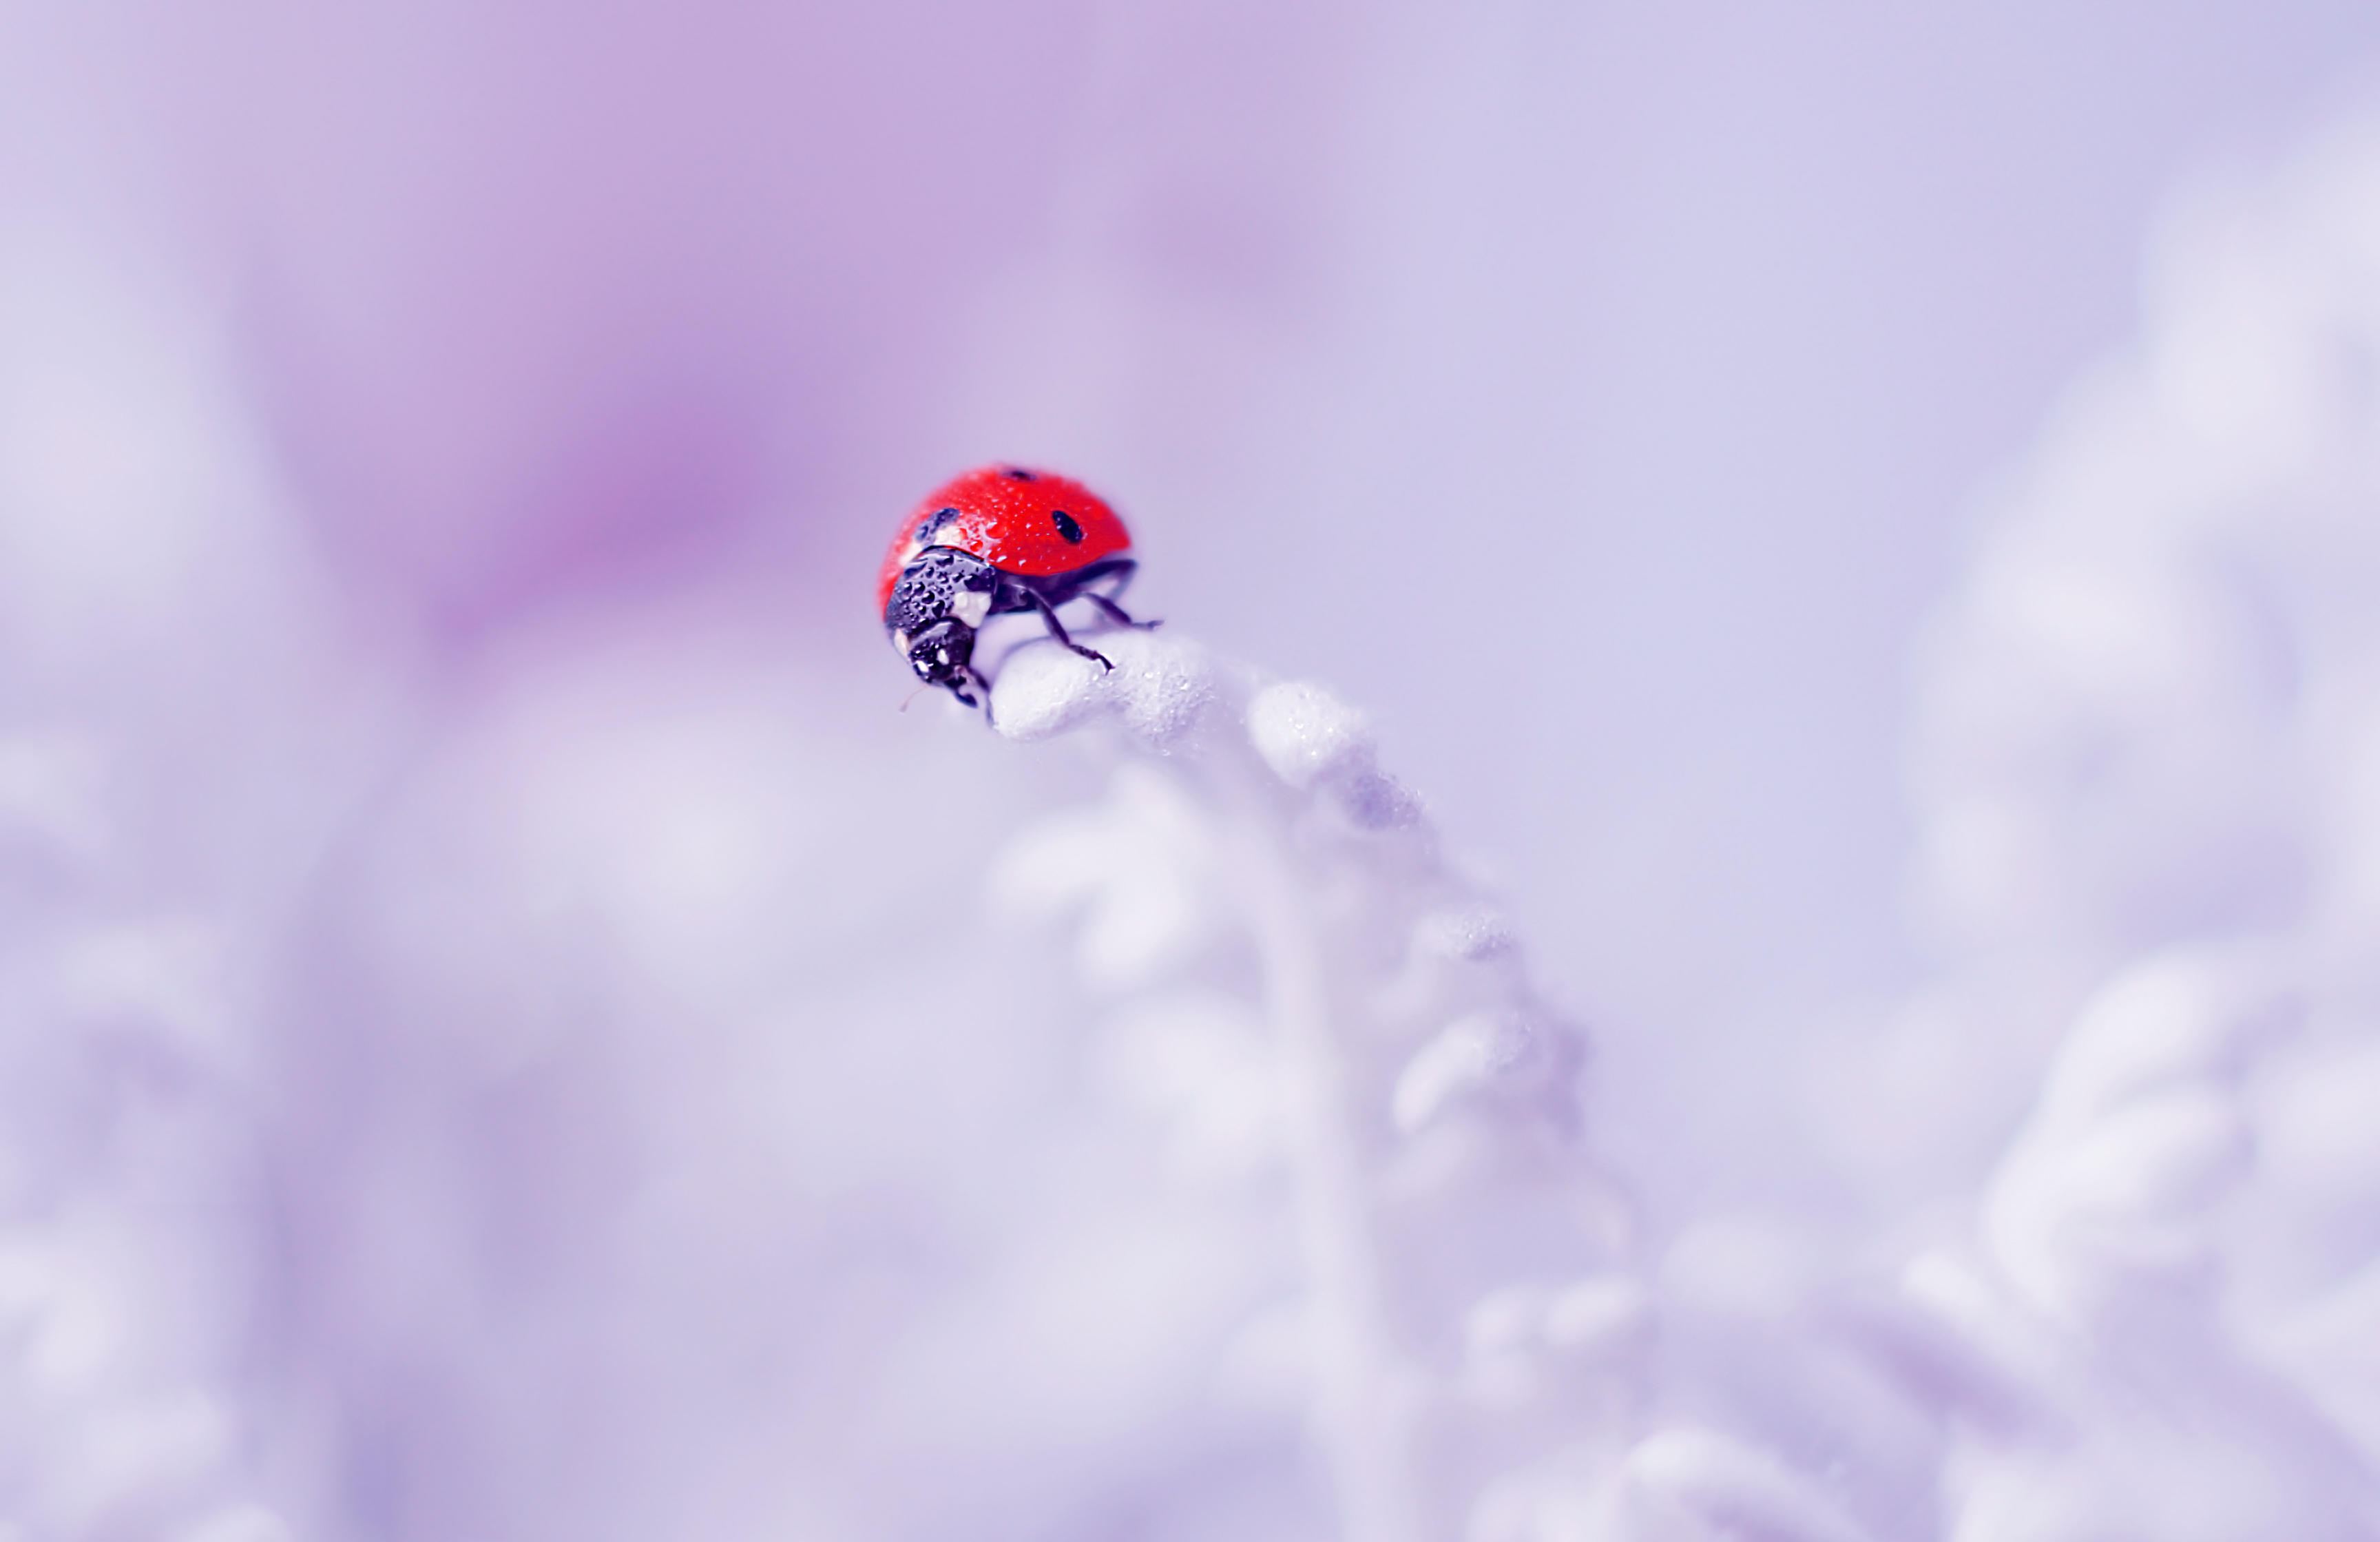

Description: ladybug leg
[1024,589,1112,671]
[1086,593,1160,631]
[1086,557,1156,626]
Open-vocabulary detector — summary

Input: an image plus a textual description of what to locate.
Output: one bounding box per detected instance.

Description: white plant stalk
[986,628,1652,1541]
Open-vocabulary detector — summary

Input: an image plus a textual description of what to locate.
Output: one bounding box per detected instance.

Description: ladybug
[877,465,1153,708]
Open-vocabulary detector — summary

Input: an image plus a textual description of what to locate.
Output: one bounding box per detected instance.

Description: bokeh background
[8,2,2380,1538]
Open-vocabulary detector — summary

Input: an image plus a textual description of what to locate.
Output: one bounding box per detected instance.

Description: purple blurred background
[21,0,2366,1160]
[8,1,2380,1536]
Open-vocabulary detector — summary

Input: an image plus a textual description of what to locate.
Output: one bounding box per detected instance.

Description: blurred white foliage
[1878,114,2380,1540]
[0,236,315,1539]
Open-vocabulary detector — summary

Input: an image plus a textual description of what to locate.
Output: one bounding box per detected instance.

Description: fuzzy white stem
[1230,786,1423,1542]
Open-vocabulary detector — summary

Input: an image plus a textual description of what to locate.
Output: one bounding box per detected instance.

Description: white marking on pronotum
[951,589,993,628]
[892,629,910,654]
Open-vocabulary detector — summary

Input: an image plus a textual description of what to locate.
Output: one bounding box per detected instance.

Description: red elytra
[875,465,1133,614]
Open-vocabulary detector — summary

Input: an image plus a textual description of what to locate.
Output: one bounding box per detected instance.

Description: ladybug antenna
[897,682,934,713]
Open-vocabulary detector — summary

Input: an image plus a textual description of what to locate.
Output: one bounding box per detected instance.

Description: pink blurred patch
[148,0,1112,634]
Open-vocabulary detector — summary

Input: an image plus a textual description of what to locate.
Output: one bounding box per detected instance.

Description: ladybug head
[886,546,999,709]
[900,618,983,707]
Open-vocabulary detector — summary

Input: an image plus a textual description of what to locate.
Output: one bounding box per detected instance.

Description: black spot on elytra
[1051,509,1085,543]
[1004,467,1036,481]
[915,506,960,543]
